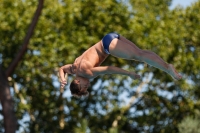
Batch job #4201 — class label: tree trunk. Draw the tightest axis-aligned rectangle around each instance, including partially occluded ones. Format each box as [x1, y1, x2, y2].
[0, 0, 44, 132]
[0, 66, 17, 133]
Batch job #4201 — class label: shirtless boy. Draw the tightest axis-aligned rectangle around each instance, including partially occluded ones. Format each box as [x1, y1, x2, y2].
[59, 33, 182, 97]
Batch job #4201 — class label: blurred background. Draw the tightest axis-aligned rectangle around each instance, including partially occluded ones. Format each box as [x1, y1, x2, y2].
[0, 0, 200, 132]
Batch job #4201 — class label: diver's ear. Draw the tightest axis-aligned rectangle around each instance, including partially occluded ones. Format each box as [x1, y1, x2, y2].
[75, 79, 80, 83]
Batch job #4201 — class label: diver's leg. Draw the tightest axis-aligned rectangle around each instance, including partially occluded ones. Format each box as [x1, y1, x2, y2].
[109, 37, 182, 80]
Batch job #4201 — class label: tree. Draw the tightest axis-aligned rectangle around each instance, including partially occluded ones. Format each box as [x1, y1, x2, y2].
[0, 0, 44, 132]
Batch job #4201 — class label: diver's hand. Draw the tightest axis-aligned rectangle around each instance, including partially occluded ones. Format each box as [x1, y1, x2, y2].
[60, 80, 67, 88]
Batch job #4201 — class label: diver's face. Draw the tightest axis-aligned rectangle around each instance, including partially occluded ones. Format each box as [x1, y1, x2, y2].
[75, 77, 90, 91]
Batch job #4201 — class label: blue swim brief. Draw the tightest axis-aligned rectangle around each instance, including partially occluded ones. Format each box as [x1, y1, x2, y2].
[102, 33, 120, 54]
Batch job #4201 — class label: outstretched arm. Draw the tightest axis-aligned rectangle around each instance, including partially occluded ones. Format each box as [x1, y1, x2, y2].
[59, 64, 73, 88]
[90, 66, 140, 79]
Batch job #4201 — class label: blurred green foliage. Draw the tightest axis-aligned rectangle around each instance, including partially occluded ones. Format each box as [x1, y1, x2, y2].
[178, 110, 200, 133]
[0, 0, 200, 132]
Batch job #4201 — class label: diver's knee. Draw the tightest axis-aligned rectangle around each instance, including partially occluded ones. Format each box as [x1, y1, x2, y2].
[132, 49, 144, 60]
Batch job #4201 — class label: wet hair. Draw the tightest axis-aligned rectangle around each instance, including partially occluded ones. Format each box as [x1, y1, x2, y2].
[69, 79, 89, 98]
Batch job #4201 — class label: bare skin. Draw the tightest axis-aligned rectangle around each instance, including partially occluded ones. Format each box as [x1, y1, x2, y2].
[59, 35, 182, 91]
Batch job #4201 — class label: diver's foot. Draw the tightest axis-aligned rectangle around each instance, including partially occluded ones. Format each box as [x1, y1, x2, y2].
[168, 64, 182, 80]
